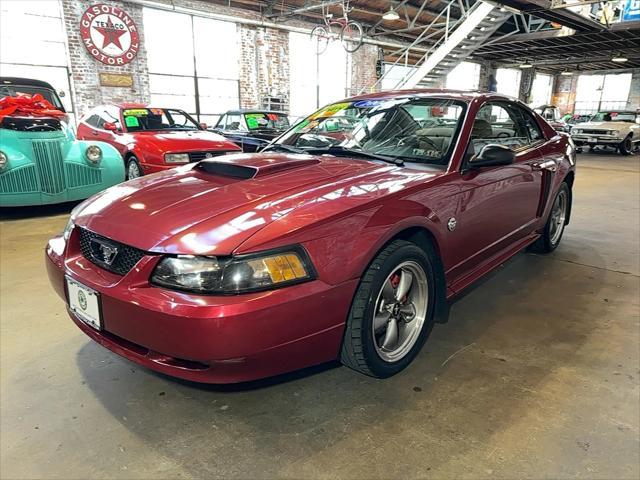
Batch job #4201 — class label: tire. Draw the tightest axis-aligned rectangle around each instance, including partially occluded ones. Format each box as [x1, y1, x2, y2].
[340, 21, 363, 53]
[618, 135, 633, 156]
[340, 239, 437, 378]
[126, 156, 143, 180]
[531, 182, 571, 253]
[310, 25, 330, 55]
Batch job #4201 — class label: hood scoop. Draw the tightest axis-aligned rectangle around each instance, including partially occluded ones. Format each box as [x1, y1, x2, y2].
[196, 156, 321, 179]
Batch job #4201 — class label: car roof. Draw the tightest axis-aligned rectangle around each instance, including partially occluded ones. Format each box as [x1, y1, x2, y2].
[223, 109, 289, 115]
[0, 77, 56, 90]
[340, 88, 517, 104]
[116, 102, 147, 109]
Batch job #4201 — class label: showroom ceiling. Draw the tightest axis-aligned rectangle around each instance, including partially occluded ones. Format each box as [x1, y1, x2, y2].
[200, 0, 640, 72]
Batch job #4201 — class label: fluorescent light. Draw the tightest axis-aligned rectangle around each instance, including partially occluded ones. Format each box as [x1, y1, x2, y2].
[612, 55, 628, 63]
[519, 62, 533, 68]
[382, 7, 399, 20]
[561, 70, 573, 76]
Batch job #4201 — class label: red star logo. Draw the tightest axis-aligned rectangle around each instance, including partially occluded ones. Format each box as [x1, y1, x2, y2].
[94, 16, 126, 50]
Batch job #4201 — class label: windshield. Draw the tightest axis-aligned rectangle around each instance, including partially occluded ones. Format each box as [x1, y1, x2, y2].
[122, 108, 200, 132]
[592, 111, 637, 122]
[0, 85, 64, 111]
[244, 112, 289, 130]
[276, 97, 466, 165]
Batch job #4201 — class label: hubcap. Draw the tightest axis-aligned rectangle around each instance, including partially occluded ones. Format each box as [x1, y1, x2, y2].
[128, 161, 141, 179]
[549, 190, 567, 245]
[372, 261, 428, 363]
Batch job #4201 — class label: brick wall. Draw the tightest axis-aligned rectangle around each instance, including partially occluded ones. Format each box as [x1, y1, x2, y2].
[347, 43, 380, 96]
[61, 0, 150, 117]
[238, 25, 290, 110]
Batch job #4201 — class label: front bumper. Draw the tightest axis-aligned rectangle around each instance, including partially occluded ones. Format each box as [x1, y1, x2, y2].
[46, 232, 356, 383]
[571, 134, 622, 146]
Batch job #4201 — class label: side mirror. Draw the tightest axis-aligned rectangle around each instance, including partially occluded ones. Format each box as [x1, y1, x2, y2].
[58, 90, 66, 98]
[469, 144, 515, 168]
[103, 122, 118, 132]
[200, 122, 208, 130]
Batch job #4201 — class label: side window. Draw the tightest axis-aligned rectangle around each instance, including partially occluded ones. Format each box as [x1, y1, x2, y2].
[513, 105, 544, 144]
[471, 103, 530, 151]
[217, 114, 227, 130]
[97, 106, 121, 130]
[85, 114, 101, 128]
[226, 114, 245, 131]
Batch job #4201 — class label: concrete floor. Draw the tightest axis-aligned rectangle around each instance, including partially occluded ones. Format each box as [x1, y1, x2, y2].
[1, 152, 639, 479]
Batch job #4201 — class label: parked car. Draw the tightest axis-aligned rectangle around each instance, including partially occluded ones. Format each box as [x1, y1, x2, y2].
[212, 109, 290, 152]
[571, 110, 639, 155]
[47, 91, 576, 383]
[77, 104, 241, 179]
[563, 113, 592, 126]
[0, 77, 124, 207]
[534, 105, 569, 132]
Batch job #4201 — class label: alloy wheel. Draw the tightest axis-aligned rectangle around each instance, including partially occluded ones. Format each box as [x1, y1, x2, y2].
[372, 260, 428, 363]
[127, 161, 141, 180]
[549, 190, 567, 245]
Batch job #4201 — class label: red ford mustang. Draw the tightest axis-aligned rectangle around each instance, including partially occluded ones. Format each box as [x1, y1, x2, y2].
[47, 91, 576, 383]
[77, 104, 241, 180]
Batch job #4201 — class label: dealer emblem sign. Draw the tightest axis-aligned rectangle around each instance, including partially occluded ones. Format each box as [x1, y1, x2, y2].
[80, 4, 140, 65]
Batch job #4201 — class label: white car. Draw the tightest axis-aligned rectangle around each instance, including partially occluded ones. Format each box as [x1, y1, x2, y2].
[571, 110, 639, 155]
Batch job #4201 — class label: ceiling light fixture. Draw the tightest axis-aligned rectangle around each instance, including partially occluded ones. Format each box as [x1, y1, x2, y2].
[519, 61, 533, 68]
[382, 6, 400, 21]
[560, 70, 573, 76]
[611, 54, 628, 63]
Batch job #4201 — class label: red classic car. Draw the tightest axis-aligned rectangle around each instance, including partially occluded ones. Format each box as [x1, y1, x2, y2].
[77, 104, 241, 180]
[47, 91, 576, 383]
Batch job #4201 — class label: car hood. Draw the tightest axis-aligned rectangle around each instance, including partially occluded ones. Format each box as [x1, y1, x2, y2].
[73, 153, 444, 255]
[574, 121, 630, 129]
[131, 130, 240, 152]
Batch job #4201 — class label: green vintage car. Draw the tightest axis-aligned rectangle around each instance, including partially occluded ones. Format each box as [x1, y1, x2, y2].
[0, 78, 125, 207]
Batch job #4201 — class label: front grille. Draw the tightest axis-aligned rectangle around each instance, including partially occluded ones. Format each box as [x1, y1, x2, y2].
[581, 129, 609, 135]
[188, 151, 231, 162]
[78, 228, 147, 276]
[0, 165, 38, 193]
[32, 140, 65, 194]
[65, 162, 102, 188]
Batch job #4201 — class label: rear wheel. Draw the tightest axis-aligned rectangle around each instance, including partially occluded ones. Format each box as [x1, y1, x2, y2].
[340, 240, 436, 378]
[619, 135, 633, 156]
[340, 21, 363, 53]
[531, 182, 570, 253]
[310, 25, 331, 55]
[126, 156, 143, 180]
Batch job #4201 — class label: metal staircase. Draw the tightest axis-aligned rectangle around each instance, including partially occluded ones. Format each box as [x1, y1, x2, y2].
[366, 1, 513, 93]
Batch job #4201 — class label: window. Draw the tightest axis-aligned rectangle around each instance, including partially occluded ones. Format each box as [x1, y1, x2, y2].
[446, 62, 481, 91]
[289, 32, 349, 118]
[530, 73, 553, 107]
[121, 108, 200, 132]
[225, 114, 244, 131]
[472, 102, 537, 151]
[381, 64, 417, 90]
[496, 68, 521, 98]
[143, 7, 240, 121]
[574, 73, 633, 114]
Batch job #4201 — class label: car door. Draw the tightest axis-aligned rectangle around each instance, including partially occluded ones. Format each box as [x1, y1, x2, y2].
[447, 101, 547, 282]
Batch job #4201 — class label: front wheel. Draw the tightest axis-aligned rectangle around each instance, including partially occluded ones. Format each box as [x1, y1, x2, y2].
[531, 182, 570, 253]
[310, 25, 331, 55]
[619, 135, 633, 156]
[340, 240, 436, 378]
[126, 156, 143, 180]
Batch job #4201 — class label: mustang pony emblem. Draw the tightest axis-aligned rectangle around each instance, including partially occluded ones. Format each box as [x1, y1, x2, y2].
[90, 238, 119, 265]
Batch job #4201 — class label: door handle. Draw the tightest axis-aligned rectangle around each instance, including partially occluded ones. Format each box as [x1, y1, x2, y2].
[531, 160, 557, 172]
[91, 131, 99, 136]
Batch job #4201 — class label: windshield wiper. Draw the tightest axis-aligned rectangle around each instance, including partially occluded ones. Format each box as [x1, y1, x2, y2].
[305, 146, 404, 166]
[261, 143, 307, 154]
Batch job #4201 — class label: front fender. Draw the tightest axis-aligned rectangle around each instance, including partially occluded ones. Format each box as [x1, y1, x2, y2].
[68, 140, 125, 185]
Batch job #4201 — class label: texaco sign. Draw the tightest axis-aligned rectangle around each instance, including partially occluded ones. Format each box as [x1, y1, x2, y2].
[80, 4, 140, 65]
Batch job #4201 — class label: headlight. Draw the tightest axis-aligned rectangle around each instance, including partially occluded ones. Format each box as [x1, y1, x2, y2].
[165, 153, 190, 164]
[86, 145, 102, 164]
[150, 247, 316, 294]
[608, 130, 619, 136]
[0, 151, 7, 170]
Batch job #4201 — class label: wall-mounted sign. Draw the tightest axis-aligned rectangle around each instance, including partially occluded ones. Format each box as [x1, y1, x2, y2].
[99, 72, 134, 87]
[80, 4, 140, 66]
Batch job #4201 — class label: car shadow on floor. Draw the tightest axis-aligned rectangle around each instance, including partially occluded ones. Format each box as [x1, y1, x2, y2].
[73, 240, 616, 478]
[0, 201, 80, 221]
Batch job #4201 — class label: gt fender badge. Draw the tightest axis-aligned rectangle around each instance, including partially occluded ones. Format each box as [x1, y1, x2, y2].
[447, 217, 457, 231]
